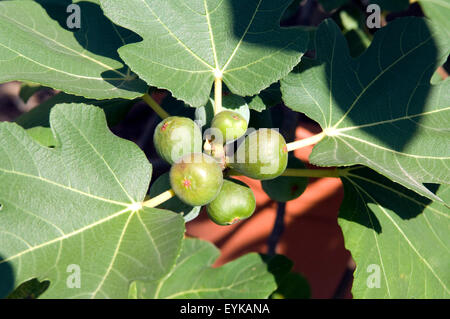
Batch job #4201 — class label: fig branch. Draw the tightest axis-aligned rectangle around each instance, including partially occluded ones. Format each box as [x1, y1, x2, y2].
[282, 168, 339, 178]
[142, 92, 170, 119]
[227, 167, 341, 178]
[142, 189, 175, 208]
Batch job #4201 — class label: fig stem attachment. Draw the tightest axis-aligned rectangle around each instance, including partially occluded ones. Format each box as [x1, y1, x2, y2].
[214, 76, 222, 115]
[286, 132, 326, 152]
[142, 93, 170, 119]
[142, 189, 176, 208]
[282, 168, 340, 178]
[226, 168, 340, 178]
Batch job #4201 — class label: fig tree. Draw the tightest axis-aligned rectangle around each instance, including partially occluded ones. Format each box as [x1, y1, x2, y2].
[229, 128, 288, 180]
[206, 179, 256, 225]
[170, 153, 223, 206]
[210, 110, 248, 143]
[153, 116, 202, 164]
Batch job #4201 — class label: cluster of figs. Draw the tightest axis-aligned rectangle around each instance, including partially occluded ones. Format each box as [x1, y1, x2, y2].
[153, 110, 288, 225]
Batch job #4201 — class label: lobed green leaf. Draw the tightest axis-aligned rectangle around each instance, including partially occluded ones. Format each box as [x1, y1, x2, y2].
[282, 18, 450, 201]
[100, 0, 309, 107]
[0, 0, 147, 99]
[130, 238, 282, 299]
[0, 104, 185, 298]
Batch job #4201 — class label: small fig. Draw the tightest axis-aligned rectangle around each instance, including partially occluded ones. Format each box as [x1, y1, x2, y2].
[149, 172, 201, 222]
[153, 116, 202, 164]
[170, 153, 223, 206]
[206, 179, 256, 225]
[210, 110, 247, 143]
[229, 129, 288, 180]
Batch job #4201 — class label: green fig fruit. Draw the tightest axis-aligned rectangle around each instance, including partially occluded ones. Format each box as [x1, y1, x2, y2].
[210, 110, 248, 143]
[229, 128, 288, 180]
[149, 172, 201, 222]
[153, 116, 202, 164]
[206, 179, 256, 225]
[170, 153, 223, 206]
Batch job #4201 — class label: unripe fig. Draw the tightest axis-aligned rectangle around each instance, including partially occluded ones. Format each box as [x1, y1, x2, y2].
[170, 153, 223, 206]
[153, 116, 202, 164]
[229, 129, 288, 180]
[206, 179, 256, 225]
[210, 110, 247, 143]
[149, 172, 201, 222]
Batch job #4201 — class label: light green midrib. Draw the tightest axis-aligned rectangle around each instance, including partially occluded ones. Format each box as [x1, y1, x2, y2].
[346, 172, 449, 218]
[137, 0, 298, 77]
[345, 177, 392, 296]
[0, 42, 124, 81]
[140, 0, 214, 70]
[90, 211, 136, 299]
[153, 245, 214, 298]
[333, 107, 450, 134]
[0, 206, 133, 266]
[334, 136, 438, 199]
[136, 212, 164, 271]
[163, 272, 268, 299]
[332, 36, 434, 129]
[0, 167, 129, 207]
[204, 0, 219, 70]
[220, 0, 263, 73]
[0, 4, 128, 78]
[336, 133, 449, 159]
[58, 111, 136, 203]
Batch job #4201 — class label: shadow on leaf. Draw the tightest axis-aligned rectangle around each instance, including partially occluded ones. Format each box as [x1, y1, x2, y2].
[0, 255, 14, 299]
[34, 0, 146, 94]
[339, 167, 439, 233]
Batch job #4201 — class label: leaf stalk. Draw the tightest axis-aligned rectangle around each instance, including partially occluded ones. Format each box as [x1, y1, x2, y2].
[286, 132, 326, 152]
[227, 167, 340, 178]
[142, 93, 170, 119]
[214, 76, 222, 115]
[282, 168, 340, 178]
[142, 189, 175, 208]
